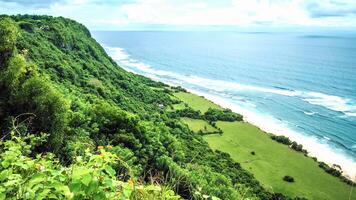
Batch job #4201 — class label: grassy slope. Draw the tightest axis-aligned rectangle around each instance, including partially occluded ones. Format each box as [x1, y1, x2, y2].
[174, 92, 221, 112]
[181, 117, 218, 133]
[205, 122, 353, 200]
[176, 92, 355, 200]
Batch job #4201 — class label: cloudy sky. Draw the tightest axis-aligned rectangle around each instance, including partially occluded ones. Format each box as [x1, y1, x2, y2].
[1, 0, 356, 30]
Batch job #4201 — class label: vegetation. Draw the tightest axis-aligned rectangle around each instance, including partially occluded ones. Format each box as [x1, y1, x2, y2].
[0, 130, 179, 199]
[0, 15, 295, 199]
[318, 162, 354, 185]
[181, 118, 222, 135]
[204, 108, 243, 122]
[173, 92, 221, 113]
[283, 176, 295, 183]
[271, 135, 292, 145]
[271, 135, 353, 185]
[168, 107, 201, 119]
[174, 92, 355, 200]
[271, 136, 308, 154]
[290, 142, 308, 155]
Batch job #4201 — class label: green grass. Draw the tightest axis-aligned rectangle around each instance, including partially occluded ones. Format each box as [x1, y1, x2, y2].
[174, 92, 221, 113]
[181, 117, 219, 133]
[175, 91, 355, 200]
[204, 122, 355, 200]
[166, 103, 187, 111]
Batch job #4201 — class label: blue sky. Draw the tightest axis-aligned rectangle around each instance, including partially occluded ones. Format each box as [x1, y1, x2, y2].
[1, 0, 356, 30]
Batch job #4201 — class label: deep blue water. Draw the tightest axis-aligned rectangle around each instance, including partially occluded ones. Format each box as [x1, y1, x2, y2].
[92, 31, 356, 167]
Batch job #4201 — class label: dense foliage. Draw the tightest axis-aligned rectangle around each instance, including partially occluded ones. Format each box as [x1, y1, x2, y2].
[204, 108, 243, 122]
[169, 108, 201, 119]
[0, 130, 179, 199]
[0, 15, 306, 199]
[270, 135, 292, 145]
[270, 136, 307, 154]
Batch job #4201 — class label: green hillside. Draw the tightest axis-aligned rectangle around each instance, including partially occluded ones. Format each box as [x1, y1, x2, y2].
[0, 15, 302, 199]
[175, 92, 355, 200]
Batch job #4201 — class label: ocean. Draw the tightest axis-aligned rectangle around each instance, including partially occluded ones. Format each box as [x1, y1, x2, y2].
[92, 31, 356, 178]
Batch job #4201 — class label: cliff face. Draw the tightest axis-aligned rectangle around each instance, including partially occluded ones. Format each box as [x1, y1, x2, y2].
[0, 15, 289, 199]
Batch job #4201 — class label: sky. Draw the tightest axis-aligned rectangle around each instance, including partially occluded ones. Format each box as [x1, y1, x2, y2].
[0, 0, 356, 31]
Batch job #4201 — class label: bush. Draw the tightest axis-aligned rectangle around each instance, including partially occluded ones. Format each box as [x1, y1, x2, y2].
[172, 107, 201, 119]
[0, 17, 18, 54]
[0, 131, 180, 199]
[291, 142, 308, 154]
[204, 108, 242, 122]
[283, 175, 295, 183]
[318, 162, 342, 177]
[271, 135, 292, 145]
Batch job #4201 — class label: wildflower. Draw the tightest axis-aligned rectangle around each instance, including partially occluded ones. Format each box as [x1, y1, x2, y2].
[106, 145, 113, 150]
[98, 146, 104, 150]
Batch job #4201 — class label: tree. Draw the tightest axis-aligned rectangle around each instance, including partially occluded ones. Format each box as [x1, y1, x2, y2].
[17, 76, 70, 154]
[0, 17, 18, 66]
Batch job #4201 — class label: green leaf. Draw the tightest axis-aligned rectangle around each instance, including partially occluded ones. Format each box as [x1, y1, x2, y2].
[28, 173, 45, 188]
[72, 167, 90, 181]
[0, 192, 5, 200]
[54, 183, 72, 199]
[103, 178, 113, 188]
[0, 169, 12, 181]
[1, 161, 10, 168]
[104, 166, 115, 177]
[36, 188, 50, 200]
[87, 178, 99, 193]
[145, 185, 161, 191]
[123, 188, 132, 198]
[93, 191, 106, 200]
[69, 181, 82, 193]
[81, 174, 92, 186]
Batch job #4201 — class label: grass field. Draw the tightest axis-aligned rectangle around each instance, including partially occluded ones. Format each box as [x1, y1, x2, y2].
[174, 92, 221, 113]
[181, 117, 219, 134]
[174, 91, 355, 200]
[205, 122, 354, 199]
[166, 102, 186, 111]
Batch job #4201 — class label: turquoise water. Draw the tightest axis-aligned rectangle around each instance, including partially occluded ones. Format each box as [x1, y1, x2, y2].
[93, 31, 356, 168]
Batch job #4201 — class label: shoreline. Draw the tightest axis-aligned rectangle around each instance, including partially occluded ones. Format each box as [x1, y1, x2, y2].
[103, 45, 356, 181]
[183, 88, 356, 181]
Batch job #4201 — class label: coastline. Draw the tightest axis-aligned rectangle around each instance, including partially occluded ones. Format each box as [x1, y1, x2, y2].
[183, 88, 356, 181]
[101, 44, 356, 182]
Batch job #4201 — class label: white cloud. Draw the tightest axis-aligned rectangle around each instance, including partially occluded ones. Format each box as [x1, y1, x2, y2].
[117, 0, 356, 27]
[1, 0, 356, 29]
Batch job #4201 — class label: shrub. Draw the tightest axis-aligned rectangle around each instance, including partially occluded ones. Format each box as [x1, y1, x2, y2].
[173, 107, 201, 119]
[291, 142, 308, 154]
[0, 131, 180, 199]
[204, 108, 242, 122]
[0, 17, 18, 54]
[318, 162, 342, 177]
[283, 175, 295, 183]
[270, 135, 292, 145]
